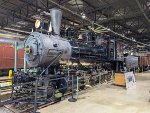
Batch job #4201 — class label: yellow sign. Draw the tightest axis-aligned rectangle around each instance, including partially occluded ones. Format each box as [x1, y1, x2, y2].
[7, 70, 13, 85]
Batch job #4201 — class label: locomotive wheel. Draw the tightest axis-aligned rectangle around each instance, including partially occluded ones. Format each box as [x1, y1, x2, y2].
[57, 78, 68, 94]
[47, 86, 55, 99]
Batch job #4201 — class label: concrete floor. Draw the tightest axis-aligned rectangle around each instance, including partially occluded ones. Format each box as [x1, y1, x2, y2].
[38, 72, 150, 113]
[0, 72, 150, 113]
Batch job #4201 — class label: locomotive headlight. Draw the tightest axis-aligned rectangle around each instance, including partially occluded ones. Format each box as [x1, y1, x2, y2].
[35, 19, 41, 28]
[25, 45, 31, 54]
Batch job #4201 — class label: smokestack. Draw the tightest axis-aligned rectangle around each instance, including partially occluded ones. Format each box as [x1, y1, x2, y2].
[50, 8, 62, 35]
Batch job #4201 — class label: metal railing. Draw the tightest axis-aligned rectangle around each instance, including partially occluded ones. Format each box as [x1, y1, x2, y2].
[0, 71, 114, 112]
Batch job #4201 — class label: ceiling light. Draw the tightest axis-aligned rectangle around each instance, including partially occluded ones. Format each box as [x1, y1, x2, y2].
[81, 13, 86, 19]
[131, 52, 133, 55]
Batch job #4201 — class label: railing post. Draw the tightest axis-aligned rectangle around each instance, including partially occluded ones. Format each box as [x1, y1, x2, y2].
[99, 73, 101, 85]
[0, 84, 1, 107]
[34, 79, 38, 113]
[76, 76, 79, 99]
[14, 42, 18, 72]
[68, 74, 77, 102]
[24, 52, 27, 73]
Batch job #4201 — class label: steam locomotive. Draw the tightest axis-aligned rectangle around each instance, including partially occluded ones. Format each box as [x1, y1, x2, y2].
[11, 8, 117, 106]
[24, 8, 116, 68]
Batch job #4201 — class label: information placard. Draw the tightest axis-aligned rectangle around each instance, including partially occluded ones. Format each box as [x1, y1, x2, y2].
[124, 72, 136, 89]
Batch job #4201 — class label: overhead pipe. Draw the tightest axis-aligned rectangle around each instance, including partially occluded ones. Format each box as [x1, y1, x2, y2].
[0, 32, 25, 39]
[4, 27, 30, 35]
[0, 38, 22, 45]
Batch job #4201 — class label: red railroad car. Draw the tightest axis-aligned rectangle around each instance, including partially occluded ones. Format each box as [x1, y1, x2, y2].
[139, 56, 150, 67]
[0, 43, 24, 70]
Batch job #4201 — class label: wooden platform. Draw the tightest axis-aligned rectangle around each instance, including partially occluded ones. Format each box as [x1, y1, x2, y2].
[0, 76, 12, 105]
